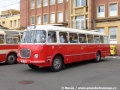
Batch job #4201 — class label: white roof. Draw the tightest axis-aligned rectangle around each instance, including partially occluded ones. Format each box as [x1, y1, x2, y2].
[0, 30, 23, 35]
[26, 25, 107, 36]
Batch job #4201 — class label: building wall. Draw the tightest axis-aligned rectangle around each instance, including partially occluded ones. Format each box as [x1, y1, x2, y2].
[92, 0, 120, 44]
[0, 15, 20, 29]
[0, 9, 20, 29]
[70, 0, 89, 29]
[20, 0, 69, 28]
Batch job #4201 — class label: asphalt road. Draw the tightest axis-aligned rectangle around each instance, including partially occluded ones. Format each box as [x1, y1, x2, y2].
[0, 56, 120, 90]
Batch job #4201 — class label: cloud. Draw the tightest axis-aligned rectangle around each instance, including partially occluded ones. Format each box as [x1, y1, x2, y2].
[0, 0, 20, 15]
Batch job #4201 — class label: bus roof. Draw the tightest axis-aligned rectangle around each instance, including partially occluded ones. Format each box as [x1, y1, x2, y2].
[0, 30, 23, 35]
[25, 25, 107, 36]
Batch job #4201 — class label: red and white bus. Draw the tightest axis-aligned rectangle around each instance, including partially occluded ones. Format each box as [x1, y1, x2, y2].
[0, 30, 23, 64]
[17, 25, 110, 71]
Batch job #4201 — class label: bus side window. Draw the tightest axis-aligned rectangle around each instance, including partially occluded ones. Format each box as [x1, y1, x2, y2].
[104, 36, 108, 44]
[0, 35, 4, 44]
[69, 33, 78, 43]
[79, 34, 87, 43]
[59, 32, 68, 43]
[94, 35, 100, 43]
[100, 36, 104, 43]
[87, 35, 94, 43]
[48, 31, 57, 43]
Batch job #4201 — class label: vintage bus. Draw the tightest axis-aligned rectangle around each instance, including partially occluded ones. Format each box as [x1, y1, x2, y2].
[17, 25, 110, 72]
[0, 30, 23, 64]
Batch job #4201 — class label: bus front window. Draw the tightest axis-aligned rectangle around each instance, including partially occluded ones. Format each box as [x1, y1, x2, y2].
[22, 30, 46, 43]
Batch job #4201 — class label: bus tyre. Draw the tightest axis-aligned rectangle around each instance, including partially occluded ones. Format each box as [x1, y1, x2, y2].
[50, 56, 63, 72]
[6, 53, 17, 65]
[28, 64, 39, 70]
[95, 52, 101, 62]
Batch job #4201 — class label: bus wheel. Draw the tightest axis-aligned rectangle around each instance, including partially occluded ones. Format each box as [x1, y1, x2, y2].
[95, 52, 101, 62]
[50, 56, 63, 72]
[28, 64, 39, 70]
[6, 53, 17, 65]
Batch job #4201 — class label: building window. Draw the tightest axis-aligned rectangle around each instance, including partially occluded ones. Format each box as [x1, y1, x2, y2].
[31, 16, 35, 25]
[98, 5, 105, 17]
[86, 15, 88, 29]
[76, 16, 84, 29]
[31, 0, 35, 9]
[37, 16, 41, 24]
[72, 0, 74, 8]
[50, 13, 55, 23]
[2, 21, 5, 25]
[109, 27, 117, 44]
[37, 0, 41, 8]
[58, 0, 63, 3]
[58, 12, 63, 22]
[86, 0, 88, 6]
[71, 17, 74, 28]
[10, 21, 12, 27]
[44, 14, 48, 23]
[14, 20, 17, 26]
[76, 0, 84, 7]
[50, 0, 55, 5]
[109, 3, 117, 16]
[98, 28, 104, 33]
[43, 0, 48, 6]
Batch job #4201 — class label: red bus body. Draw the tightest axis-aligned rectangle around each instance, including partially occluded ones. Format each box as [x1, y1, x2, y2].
[0, 44, 18, 62]
[18, 44, 110, 67]
[17, 25, 110, 71]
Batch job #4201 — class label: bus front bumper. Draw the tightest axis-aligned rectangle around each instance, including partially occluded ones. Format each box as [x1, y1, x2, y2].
[18, 59, 46, 64]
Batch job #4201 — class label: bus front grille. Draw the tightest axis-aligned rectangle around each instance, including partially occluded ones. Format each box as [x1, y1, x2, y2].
[20, 49, 31, 58]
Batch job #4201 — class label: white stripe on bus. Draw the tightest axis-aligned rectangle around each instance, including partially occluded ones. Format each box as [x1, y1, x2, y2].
[0, 49, 18, 54]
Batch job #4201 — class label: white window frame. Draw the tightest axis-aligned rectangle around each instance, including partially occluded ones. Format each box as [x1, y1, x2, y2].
[50, 0, 55, 5]
[37, 15, 41, 24]
[97, 5, 105, 18]
[98, 28, 104, 33]
[109, 3, 118, 16]
[37, 0, 41, 8]
[31, 16, 35, 25]
[43, 0, 48, 6]
[14, 20, 17, 27]
[58, 0, 63, 3]
[43, 14, 48, 24]
[50, 13, 55, 23]
[76, 0, 84, 7]
[31, 0, 35, 9]
[76, 16, 84, 29]
[58, 12, 63, 22]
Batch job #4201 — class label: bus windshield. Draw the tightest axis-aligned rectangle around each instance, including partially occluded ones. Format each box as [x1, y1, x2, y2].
[21, 30, 46, 43]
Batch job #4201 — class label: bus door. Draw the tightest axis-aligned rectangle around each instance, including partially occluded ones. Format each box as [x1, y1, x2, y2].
[87, 34, 95, 60]
[79, 34, 88, 60]
[58, 32, 71, 63]
[69, 33, 80, 62]
[0, 34, 5, 61]
[47, 31, 59, 61]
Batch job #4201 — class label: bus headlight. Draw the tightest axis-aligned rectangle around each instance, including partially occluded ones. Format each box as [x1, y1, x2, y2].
[34, 54, 39, 58]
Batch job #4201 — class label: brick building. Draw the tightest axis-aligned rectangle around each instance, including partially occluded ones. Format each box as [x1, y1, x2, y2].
[20, 0, 69, 28]
[20, 0, 120, 46]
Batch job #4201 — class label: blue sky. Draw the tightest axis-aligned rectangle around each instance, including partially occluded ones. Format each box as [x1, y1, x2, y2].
[0, 0, 20, 15]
